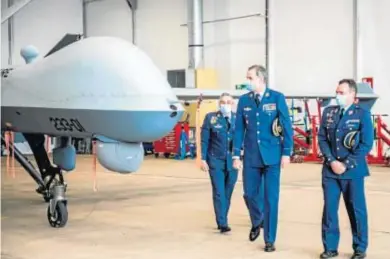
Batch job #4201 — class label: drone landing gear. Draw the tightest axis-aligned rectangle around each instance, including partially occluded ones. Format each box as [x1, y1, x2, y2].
[46, 180, 68, 228]
[38, 167, 68, 228]
[2, 133, 69, 228]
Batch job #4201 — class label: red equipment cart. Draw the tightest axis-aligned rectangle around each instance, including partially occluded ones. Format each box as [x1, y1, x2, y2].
[367, 114, 390, 166]
[153, 122, 190, 158]
[291, 115, 323, 163]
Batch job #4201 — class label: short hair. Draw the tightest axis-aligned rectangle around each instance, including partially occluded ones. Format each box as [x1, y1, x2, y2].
[338, 79, 357, 94]
[248, 64, 268, 82]
[220, 92, 232, 99]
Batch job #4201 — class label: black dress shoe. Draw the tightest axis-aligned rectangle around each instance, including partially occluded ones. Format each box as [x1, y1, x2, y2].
[249, 225, 261, 241]
[320, 251, 339, 258]
[264, 243, 275, 252]
[351, 251, 366, 259]
[220, 226, 231, 233]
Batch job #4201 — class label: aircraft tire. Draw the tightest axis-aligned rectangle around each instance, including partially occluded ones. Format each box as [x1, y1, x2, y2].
[47, 201, 68, 228]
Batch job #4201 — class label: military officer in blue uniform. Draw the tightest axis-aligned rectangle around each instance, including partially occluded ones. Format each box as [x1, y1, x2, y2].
[318, 79, 374, 259]
[233, 65, 293, 252]
[201, 92, 238, 233]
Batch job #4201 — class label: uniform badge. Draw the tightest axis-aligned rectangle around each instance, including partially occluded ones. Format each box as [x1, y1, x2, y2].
[244, 107, 252, 111]
[346, 119, 359, 124]
[348, 110, 353, 115]
[210, 116, 217, 124]
[214, 124, 222, 129]
[263, 103, 276, 111]
[265, 93, 269, 97]
[344, 131, 359, 150]
[249, 93, 253, 98]
[272, 117, 282, 136]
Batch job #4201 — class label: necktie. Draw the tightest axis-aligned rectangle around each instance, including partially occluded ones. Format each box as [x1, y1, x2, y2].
[340, 108, 344, 119]
[255, 94, 261, 107]
[225, 116, 230, 130]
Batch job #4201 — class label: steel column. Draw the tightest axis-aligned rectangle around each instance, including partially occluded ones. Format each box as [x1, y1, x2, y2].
[82, 0, 88, 37]
[265, 0, 269, 84]
[352, 0, 361, 81]
[7, 0, 14, 66]
[187, 0, 204, 69]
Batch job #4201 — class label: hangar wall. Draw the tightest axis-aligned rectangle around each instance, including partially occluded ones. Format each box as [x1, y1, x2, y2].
[1, 0, 82, 67]
[133, 0, 389, 120]
[269, 0, 354, 94]
[135, 0, 266, 89]
[358, 0, 390, 120]
[134, 0, 354, 93]
[84, 0, 133, 43]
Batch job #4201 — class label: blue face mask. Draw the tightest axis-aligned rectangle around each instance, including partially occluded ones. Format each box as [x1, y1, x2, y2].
[220, 104, 232, 116]
[336, 94, 347, 108]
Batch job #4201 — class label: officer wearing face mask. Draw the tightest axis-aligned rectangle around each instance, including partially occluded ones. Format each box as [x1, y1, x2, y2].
[318, 79, 374, 259]
[233, 65, 293, 252]
[200, 93, 238, 233]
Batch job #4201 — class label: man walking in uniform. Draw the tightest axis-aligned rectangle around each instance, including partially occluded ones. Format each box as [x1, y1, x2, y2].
[201, 93, 238, 233]
[233, 65, 293, 252]
[318, 79, 374, 259]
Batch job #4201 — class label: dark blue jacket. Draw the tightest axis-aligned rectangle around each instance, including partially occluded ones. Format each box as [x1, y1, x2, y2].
[201, 111, 236, 170]
[318, 104, 374, 179]
[233, 88, 294, 167]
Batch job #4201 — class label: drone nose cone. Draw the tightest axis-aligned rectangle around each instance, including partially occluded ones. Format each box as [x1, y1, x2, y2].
[20, 45, 39, 64]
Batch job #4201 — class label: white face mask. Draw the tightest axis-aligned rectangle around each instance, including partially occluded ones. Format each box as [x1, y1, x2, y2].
[336, 94, 348, 108]
[220, 104, 232, 116]
[246, 81, 255, 91]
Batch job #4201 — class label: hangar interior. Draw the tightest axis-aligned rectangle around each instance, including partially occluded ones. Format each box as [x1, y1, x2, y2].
[1, 0, 390, 259]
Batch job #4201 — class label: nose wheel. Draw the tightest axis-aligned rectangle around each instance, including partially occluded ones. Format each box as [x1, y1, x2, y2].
[42, 171, 69, 228]
[47, 201, 68, 228]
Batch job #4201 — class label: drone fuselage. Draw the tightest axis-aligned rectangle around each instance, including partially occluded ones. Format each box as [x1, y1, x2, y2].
[1, 36, 184, 143]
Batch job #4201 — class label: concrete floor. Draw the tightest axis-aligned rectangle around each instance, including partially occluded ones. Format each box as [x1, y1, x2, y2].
[1, 155, 390, 259]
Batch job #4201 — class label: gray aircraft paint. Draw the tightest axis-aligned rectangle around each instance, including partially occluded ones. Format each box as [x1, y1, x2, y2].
[2, 107, 181, 142]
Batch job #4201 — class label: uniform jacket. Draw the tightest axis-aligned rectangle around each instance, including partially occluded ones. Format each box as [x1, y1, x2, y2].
[201, 111, 236, 170]
[233, 88, 294, 167]
[318, 104, 374, 179]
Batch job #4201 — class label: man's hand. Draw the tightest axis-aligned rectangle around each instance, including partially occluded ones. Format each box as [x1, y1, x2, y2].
[330, 161, 346, 175]
[201, 160, 209, 172]
[233, 159, 242, 170]
[281, 155, 290, 168]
